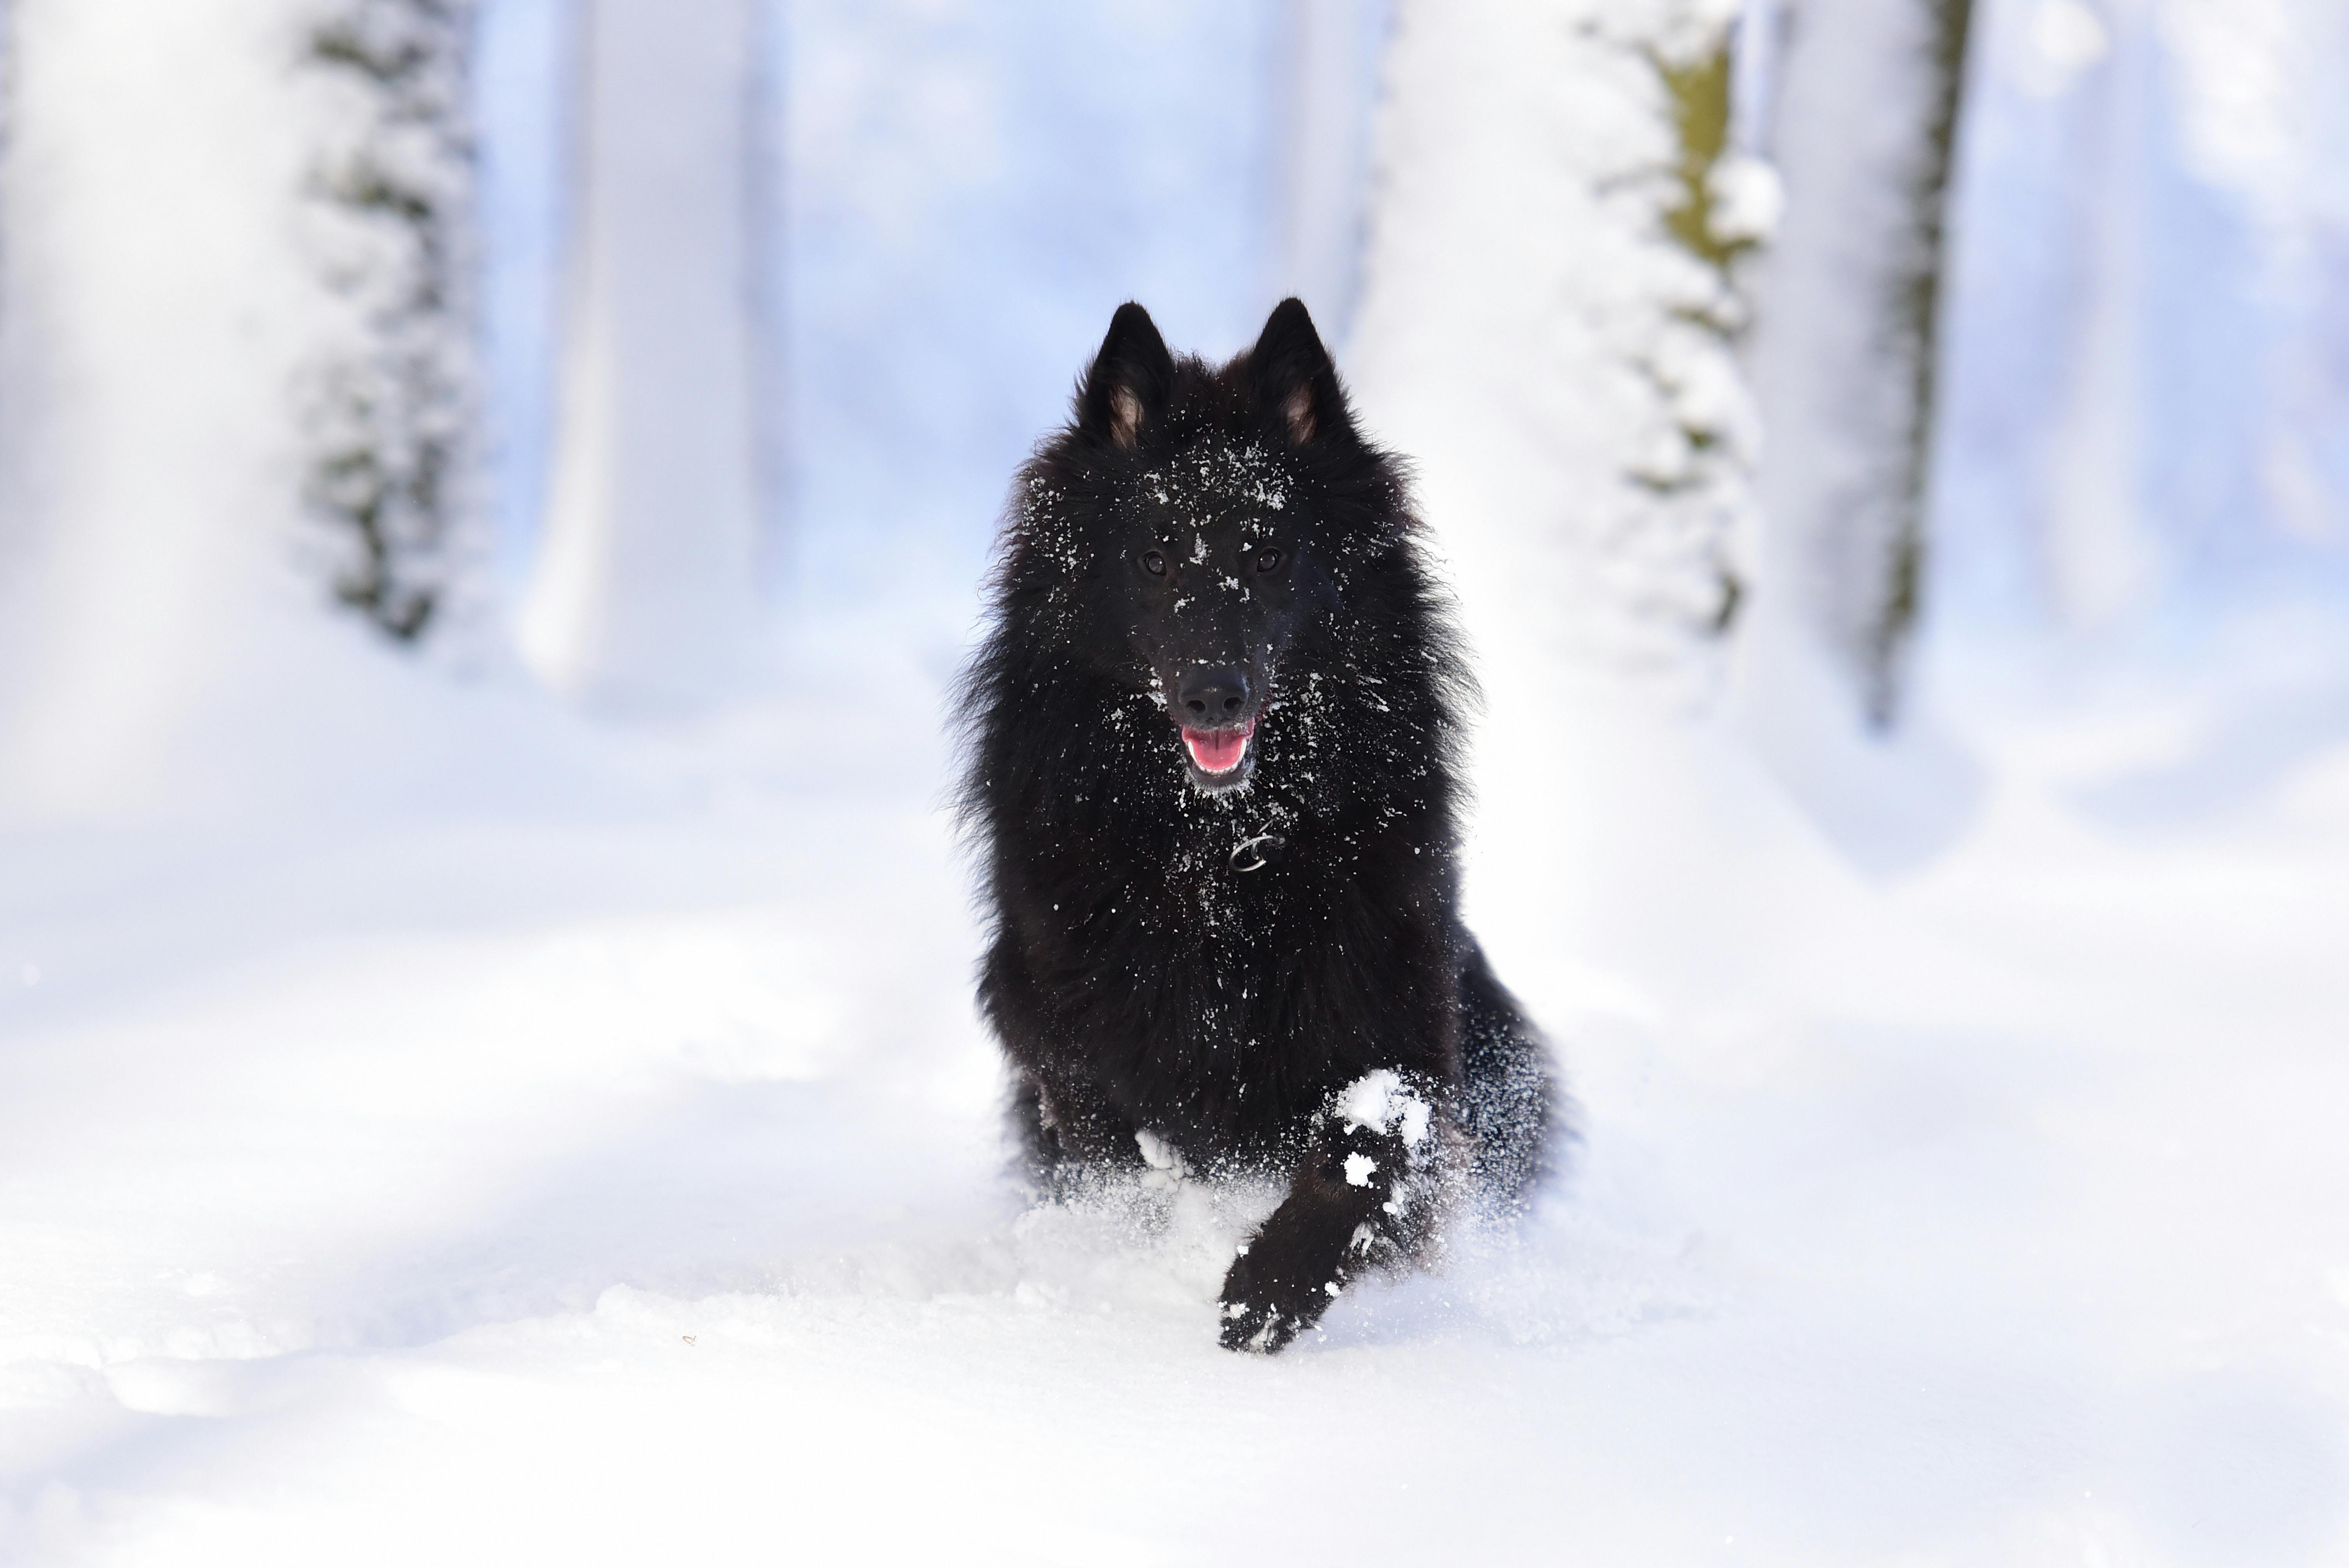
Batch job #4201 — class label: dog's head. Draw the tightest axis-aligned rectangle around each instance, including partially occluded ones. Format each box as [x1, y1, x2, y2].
[1049, 298, 1384, 795]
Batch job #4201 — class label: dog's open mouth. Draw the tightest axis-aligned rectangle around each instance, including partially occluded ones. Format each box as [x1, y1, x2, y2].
[1180, 720, 1255, 778]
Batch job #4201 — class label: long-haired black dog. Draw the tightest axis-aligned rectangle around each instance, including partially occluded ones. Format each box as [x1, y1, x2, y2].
[958, 298, 1554, 1353]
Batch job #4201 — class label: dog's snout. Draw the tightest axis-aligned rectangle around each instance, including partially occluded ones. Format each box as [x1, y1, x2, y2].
[1176, 667, 1251, 725]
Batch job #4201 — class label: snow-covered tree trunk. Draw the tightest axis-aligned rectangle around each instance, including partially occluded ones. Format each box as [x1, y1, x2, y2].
[0, 2, 12, 328]
[0, 0, 504, 823]
[0, 1, 334, 817]
[1349, 0, 1761, 695]
[1738, 0, 1974, 729]
[1271, 0, 1391, 352]
[296, 0, 485, 646]
[1346, 0, 1768, 960]
[517, 0, 764, 711]
[1718, 0, 1985, 873]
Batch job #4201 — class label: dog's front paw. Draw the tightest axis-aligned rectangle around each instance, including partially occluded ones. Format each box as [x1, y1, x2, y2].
[1217, 1293, 1306, 1354]
[1217, 1242, 1336, 1354]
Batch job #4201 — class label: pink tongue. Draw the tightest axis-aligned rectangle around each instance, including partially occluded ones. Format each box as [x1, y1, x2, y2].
[1182, 724, 1251, 774]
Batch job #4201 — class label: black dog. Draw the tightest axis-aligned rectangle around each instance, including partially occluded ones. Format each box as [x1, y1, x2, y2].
[958, 298, 1555, 1353]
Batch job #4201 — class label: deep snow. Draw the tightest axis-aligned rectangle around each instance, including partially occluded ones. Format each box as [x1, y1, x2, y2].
[5, 0, 2349, 1561]
[4, 620, 2348, 1565]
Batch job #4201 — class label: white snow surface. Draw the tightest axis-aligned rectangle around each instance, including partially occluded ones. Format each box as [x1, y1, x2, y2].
[4, 613, 2349, 1565]
[4, 2, 2348, 1560]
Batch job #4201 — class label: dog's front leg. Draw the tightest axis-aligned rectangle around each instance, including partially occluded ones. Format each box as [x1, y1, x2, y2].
[1217, 1069, 1440, 1353]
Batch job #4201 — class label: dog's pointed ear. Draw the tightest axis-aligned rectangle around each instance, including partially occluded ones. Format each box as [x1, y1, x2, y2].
[1078, 303, 1174, 450]
[1248, 298, 1351, 447]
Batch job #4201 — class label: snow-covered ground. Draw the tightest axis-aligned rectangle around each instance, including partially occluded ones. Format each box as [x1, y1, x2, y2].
[4, 616, 2346, 1566]
[5, 1, 2348, 1561]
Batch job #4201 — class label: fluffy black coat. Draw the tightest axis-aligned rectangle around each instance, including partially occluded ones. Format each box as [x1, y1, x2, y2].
[958, 298, 1555, 1353]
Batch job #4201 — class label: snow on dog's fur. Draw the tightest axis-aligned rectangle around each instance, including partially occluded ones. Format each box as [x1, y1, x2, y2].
[958, 299, 1556, 1352]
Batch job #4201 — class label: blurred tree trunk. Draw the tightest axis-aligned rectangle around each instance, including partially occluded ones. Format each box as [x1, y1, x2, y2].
[1739, 0, 1974, 730]
[1271, 0, 1392, 355]
[517, 0, 764, 711]
[0, 0, 11, 333]
[0, 0, 379, 818]
[298, 0, 486, 647]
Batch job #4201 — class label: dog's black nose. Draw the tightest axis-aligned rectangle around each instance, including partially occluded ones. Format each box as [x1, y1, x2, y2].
[1176, 667, 1251, 724]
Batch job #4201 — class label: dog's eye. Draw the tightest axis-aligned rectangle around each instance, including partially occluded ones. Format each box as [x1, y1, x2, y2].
[1255, 547, 1283, 572]
[1141, 549, 1167, 576]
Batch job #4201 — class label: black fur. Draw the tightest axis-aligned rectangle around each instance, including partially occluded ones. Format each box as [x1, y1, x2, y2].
[957, 299, 1556, 1353]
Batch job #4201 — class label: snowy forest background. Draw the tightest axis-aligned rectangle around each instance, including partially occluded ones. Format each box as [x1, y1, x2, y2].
[5, 2, 2349, 1563]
